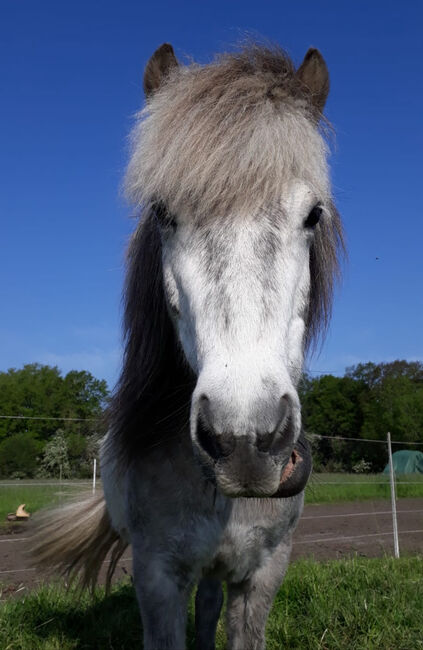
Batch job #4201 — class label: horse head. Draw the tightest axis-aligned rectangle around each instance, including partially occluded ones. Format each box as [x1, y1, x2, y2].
[114, 43, 343, 498]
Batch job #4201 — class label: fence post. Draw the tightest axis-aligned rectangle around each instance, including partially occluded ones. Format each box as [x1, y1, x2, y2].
[92, 458, 97, 495]
[387, 432, 400, 558]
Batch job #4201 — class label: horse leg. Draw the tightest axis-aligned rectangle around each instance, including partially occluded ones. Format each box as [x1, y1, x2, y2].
[131, 537, 195, 650]
[225, 539, 292, 650]
[195, 577, 224, 650]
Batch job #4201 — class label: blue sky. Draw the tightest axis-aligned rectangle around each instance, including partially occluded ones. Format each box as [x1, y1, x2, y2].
[1, 0, 422, 389]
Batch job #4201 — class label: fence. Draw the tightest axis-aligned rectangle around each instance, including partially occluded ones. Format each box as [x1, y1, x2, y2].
[0, 433, 422, 586]
[292, 431, 423, 559]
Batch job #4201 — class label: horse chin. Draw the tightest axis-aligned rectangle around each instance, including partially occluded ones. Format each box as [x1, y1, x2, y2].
[214, 471, 281, 498]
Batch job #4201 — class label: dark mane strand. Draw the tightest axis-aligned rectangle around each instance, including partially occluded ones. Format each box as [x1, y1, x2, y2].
[107, 209, 194, 468]
[306, 202, 345, 351]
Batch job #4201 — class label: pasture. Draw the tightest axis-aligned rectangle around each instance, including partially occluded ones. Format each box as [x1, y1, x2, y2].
[0, 481, 93, 531]
[306, 472, 423, 504]
[1, 556, 422, 649]
[1, 478, 422, 647]
[1, 474, 423, 528]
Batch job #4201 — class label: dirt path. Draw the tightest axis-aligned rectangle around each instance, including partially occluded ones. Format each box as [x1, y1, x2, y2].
[291, 497, 423, 561]
[1, 498, 422, 597]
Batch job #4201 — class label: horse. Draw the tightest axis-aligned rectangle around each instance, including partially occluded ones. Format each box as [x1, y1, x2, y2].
[32, 42, 344, 649]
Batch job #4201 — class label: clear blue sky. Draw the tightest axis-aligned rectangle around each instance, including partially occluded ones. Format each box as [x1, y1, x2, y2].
[1, 0, 422, 389]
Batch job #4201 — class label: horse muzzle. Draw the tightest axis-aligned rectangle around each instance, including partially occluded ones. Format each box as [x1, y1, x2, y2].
[193, 411, 311, 498]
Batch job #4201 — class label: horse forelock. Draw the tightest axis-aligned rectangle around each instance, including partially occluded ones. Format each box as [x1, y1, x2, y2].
[125, 44, 333, 221]
[124, 43, 344, 332]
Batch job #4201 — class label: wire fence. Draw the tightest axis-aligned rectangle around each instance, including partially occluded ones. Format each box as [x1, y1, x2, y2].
[293, 431, 423, 559]
[0, 432, 422, 581]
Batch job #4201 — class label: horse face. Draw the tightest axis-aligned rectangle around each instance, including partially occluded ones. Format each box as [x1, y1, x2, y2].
[158, 180, 316, 497]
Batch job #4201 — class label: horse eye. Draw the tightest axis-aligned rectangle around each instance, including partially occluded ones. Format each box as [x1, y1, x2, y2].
[152, 202, 177, 231]
[304, 205, 323, 229]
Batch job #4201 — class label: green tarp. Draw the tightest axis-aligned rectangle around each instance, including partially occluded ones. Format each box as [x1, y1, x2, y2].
[383, 450, 423, 474]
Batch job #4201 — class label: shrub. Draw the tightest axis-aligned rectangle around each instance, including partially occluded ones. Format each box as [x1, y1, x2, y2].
[0, 432, 42, 478]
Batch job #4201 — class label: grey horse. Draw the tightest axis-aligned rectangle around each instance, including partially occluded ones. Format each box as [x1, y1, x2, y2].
[33, 42, 344, 650]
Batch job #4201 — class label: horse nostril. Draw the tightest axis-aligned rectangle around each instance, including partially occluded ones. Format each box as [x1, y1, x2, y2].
[256, 431, 276, 453]
[196, 421, 236, 461]
[218, 432, 236, 457]
[196, 418, 222, 460]
[196, 397, 235, 460]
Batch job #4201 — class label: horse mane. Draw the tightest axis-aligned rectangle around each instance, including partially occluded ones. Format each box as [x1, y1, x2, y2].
[109, 43, 344, 464]
[307, 201, 344, 349]
[107, 209, 194, 465]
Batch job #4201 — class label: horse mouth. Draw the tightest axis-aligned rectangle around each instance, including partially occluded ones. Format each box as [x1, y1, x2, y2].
[270, 441, 311, 498]
[279, 449, 302, 485]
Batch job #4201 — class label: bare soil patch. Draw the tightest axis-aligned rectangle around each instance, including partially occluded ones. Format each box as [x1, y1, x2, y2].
[292, 497, 423, 561]
[1, 498, 422, 598]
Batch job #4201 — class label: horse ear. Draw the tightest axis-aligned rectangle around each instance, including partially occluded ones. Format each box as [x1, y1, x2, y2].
[143, 43, 178, 97]
[296, 48, 329, 112]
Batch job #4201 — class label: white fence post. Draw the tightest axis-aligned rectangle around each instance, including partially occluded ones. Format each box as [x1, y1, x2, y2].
[92, 458, 97, 495]
[387, 432, 400, 558]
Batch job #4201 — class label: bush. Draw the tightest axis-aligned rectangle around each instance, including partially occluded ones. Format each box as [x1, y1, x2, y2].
[352, 458, 372, 473]
[39, 430, 70, 478]
[0, 432, 42, 478]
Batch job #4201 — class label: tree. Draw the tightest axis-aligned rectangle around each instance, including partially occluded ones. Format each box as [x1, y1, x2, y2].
[301, 374, 368, 471]
[301, 361, 423, 472]
[346, 360, 423, 388]
[360, 375, 423, 445]
[302, 374, 365, 439]
[40, 429, 70, 478]
[0, 364, 108, 477]
[0, 432, 42, 478]
[0, 364, 109, 443]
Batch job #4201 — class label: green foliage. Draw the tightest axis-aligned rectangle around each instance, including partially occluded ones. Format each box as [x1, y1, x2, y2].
[352, 459, 372, 473]
[0, 364, 108, 478]
[65, 431, 100, 478]
[0, 360, 422, 477]
[0, 432, 42, 478]
[0, 364, 108, 443]
[302, 374, 365, 438]
[302, 360, 423, 472]
[39, 430, 70, 478]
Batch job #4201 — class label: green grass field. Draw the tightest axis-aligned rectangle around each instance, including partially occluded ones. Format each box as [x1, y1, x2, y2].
[0, 480, 93, 530]
[1, 473, 423, 528]
[1, 556, 422, 649]
[305, 472, 423, 504]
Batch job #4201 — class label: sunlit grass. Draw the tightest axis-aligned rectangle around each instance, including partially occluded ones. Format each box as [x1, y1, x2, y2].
[305, 473, 423, 504]
[0, 480, 94, 529]
[1, 556, 422, 649]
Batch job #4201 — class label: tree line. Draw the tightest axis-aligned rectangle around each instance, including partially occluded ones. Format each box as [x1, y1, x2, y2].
[300, 360, 423, 472]
[0, 364, 108, 478]
[0, 361, 422, 478]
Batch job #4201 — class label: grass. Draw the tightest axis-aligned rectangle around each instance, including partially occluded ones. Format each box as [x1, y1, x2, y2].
[305, 473, 423, 505]
[1, 473, 423, 530]
[1, 556, 422, 649]
[0, 480, 93, 531]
